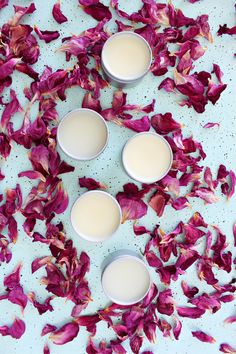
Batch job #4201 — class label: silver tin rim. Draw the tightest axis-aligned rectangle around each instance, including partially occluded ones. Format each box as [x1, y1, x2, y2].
[101, 250, 151, 305]
[57, 108, 109, 161]
[122, 131, 173, 184]
[101, 31, 152, 84]
[70, 190, 122, 243]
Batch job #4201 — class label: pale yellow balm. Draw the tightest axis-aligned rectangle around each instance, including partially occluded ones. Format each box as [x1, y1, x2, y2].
[57, 109, 108, 160]
[102, 256, 151, 305]
[102, 31, 152, 81]
[122, 132, 173, 183]
[71, 191, 121, 242]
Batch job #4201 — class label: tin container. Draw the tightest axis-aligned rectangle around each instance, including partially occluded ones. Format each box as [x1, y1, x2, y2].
[101, 31, 152, 88]
[70, 190, 122, 242]
[101, 250, 151, 305]
[122, 132, 173, 184]
[57, 108, 109, 161]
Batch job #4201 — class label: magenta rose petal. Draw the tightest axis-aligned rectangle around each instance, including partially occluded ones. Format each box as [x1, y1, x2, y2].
[41, 324, 57, 336]
[121, 116, 151, 133]
[34, 26, 60, 43]
[218, 25, 236, 36]
[79, 177, 107, 190]
[151, 113, 182, 135]
[0, 58, 21, 81]
[219, 343, 236, 353]
[0, 318, 25, 339]
[28, 292, 54, 315]
[192, 330, 215, 343]
[44, 344, 50, 354]
[181, 281, 199, 298]
[203, 122, 220, 129]
[156, 289, 174, 316]
[173, 317, 182, 340]
[177, 306, 205, 318]
[224, 316, 236, 324]
[49, 322, 79, 345]
[52, 0, 68, 24]
[79, 0, 112, 21]
[1, 90, 23, 129]
[0, 0, 8, 9]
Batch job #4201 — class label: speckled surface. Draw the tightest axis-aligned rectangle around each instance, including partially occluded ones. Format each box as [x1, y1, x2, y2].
[0, 1, 236, 353]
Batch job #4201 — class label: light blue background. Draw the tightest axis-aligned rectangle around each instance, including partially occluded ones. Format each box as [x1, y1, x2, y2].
[0, 1, 236, 353]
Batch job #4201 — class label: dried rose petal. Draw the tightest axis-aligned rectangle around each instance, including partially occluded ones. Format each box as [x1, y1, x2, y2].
[49, 322, 79, 345]
[133, 224, 150, 236]
[224, 316, 236, 324]
[156, 289, 174, 316]
[151, 113, 181, 135]
[116, 185, 148, 223]
[0, 318, 25, 339]
[173, 317, 182, 340]
[149, 189, 170, 217]
[219, 343, 236, 353]
[79, 0, 112, 21]
[82, 92, 101, 113]
[79, 177, 107, 190]
[52, 0, 68, 24]
[0, 58, 21, 81]
[34, 26, 60, 43]
[192, 330, 215, 343]
[0, 0, 8, 9]
[218, 25, 236, 36]
[203, 122, 220, 129]
[172, 197, 189, 210]
[177, 306, 205, 318]
[181, 281, 199, 298]
[1, 90, 23, 129]
[44, 344, 50, 354]
[130, 334, 143, 354]
[120, 116, 151, 133]
[41, 324, 57, 336]
[31, 256, 52, 273]
[18, 170, 46, 181]
[28, 292, 54, 315]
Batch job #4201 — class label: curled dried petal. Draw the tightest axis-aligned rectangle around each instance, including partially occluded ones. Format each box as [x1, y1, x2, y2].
[34, 26, 60, 43]
[219, 343, 236, 354]
[79, 177, 107, 190]
[224, 316, 236, 324]
[52, 0, 68, 24]
[49, 322, 79, 345]
[192, 330, 215, 343]
[177, 306, 205, 318]
[0, 318, 25, 339]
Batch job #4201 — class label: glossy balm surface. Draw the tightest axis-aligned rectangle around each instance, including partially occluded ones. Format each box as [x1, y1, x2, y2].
[71, 191, 121, 242]
[122, 132, 173, 183]
[102, 256, 151, 305]
[102, 32, 151, 81]
[57, 109, 108, 160]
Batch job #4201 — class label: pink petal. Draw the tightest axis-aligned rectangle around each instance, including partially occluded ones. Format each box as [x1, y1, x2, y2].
[0, 0, 8, 10]
[151, 112, 181, 135]
[219, 343, 236, 354]
[79, 0, 112, 21]
[4, 263, 21, 288]
[218, 25, 236, 36]
[49, 322, 79, 345]
[173, 317, 182, 340]
[0, 318, 25, 339]
[0, 58, 21, 81]
[44, 344, 50, 354]
[203, 122, 220, 129]
[192, 330, 215, 343]
[121, 116, 151, 133]
[172, 197, 189, 210]
[82, 92, 101, 112]
[41, 324, 57, 336]
[28, 292, 54, 315]
[181, 281, 199, 298]
[79, 177, 107, 190]
[177, 306, 205, 318]
[1, 90, 23, 129]
[18, 170, 46, 181]
[52, 0, 68, 24]
[156, 289, 174, 316]
[149, 190, 170, 217]
[34, 26, 60, 43]
[224, 316, 236, 324]
[31, 256, 52, 273]
[130, 334, 143, 354]
[133, 224, 150, 236]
